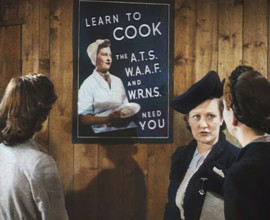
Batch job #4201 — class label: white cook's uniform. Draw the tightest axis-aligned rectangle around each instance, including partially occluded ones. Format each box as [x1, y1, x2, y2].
[78, 69, 136, 133]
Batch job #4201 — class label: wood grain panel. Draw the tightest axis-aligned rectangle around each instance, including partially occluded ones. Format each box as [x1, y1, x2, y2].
[147, 144, 171, 220]
[218, 0, 243, 78]
[33, 0, 50, 150]
[98, 145, 124, 220]
[269, 0, 270, 80]
[172, 0, 196, 151]
[49, 0, 74, 196]
[1, 0, 18, 21]
[0, 27, 6, 95]
[195, 0, 218, 79]
[218, 0, 243, 146]
[39, 0, 50, 76]
[7, 26, 21, 71]
[243, 0, 268, 74]
[6, 25, 21, 76]
[21, 0, 34, 74]
[31, 0, 39, 72]
[122, 144, 147, 220]
[2, 25, 21, 84]
[69, 144, 99, 220]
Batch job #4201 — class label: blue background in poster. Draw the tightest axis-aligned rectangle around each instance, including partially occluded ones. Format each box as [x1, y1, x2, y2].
[78, 0, 170, 138]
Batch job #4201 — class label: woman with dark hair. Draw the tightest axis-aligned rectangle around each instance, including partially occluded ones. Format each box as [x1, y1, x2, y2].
[223, 65, 270, 219]
[164, 71, 239, 220]
[0, 73, 68, 220]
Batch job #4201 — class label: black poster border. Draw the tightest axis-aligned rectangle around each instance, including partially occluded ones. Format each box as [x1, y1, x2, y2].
[72, 0, 174, 144]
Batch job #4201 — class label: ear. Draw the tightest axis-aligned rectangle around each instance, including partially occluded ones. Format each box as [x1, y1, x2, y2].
[219, 116, 224, 126]
[232, 115, 238, 126]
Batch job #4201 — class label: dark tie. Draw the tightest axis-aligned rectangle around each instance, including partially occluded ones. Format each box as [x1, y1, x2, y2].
[104, 73, 111, 88]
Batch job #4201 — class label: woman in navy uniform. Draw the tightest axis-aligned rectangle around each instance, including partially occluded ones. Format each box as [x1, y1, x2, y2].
[164, 71, 240, 220]
[223, 65, 270, 219]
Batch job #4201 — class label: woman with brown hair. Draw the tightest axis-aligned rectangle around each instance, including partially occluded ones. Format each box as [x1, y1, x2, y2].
[0, 73, 68, 220]
[223, 65, 270, 219]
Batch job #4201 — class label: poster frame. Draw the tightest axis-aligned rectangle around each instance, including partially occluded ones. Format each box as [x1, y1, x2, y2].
[72, 0, 174, 144]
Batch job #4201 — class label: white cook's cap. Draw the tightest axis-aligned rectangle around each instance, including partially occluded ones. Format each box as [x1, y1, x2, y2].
[87, 39, 106, 66]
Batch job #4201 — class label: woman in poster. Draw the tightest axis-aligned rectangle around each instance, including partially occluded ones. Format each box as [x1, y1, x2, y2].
[164, 71, 240, 220]
[78, 39, 138, 135]
[0, 73, 68, 220]
[223, 65, 270, 219]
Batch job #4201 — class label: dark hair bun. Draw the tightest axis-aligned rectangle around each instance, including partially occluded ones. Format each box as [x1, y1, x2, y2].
[229, 67, 270, 133]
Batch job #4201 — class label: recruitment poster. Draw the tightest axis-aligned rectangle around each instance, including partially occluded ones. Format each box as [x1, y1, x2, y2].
[73, 0, 174, 143]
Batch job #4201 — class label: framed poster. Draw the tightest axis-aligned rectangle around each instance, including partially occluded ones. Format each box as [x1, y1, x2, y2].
[72, 0, 174, 143]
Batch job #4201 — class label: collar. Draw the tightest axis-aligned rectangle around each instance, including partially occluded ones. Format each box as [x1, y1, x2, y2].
[195, 148, 211, 159]
[0, 138, 38, 149]
[252, 135, 270, 143]
[95, 69, 110, 78]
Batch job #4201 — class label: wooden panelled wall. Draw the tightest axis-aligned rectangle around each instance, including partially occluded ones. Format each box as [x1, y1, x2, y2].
[0, 0, 269, 219]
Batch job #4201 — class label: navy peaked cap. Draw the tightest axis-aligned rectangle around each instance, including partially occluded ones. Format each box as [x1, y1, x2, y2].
[170, 71, 224, 114]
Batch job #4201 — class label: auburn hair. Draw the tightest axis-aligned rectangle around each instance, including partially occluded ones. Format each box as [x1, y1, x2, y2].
[0, 73, 57, 146]
[225, 65, 270, 134]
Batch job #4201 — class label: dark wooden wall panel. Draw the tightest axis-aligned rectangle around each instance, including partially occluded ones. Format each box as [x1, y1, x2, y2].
[0, 26, 21, 85]
[218, 0, 243, 146]
[195, 0, 218, 79]
[173, 0, 195, 151]
[218, 0, 243, 78]
[244, 0, 268, 74]
[122, 144, 147, 220]
[0, 0, 270, 219]
[21, 0, 36, 74]
[39, 0, 50, 76]
[69, 144, 98, 219]
[98, 145, 124, 220]
[147, 144, 171, 219]
[49, 0, 74, 196]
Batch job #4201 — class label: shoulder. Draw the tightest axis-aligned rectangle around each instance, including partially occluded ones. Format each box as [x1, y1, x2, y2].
[110, 73, 123, 82]
[1, 140, 56, 173]
[170, 140, 196, 171]
[20, 140, 55, 166]
[229, 142, 270, 181]
[224, 140, 240, 155]
[206, 134, 240, 168]
[219, 133, 240, 156]
[238, 142, 270, 165]
[30, 153, 59, 180]
[227, 157, 262, 190]
[22, 146, 55, 171]
[80, 73, 95, 87]
[172, 141, 195, 160]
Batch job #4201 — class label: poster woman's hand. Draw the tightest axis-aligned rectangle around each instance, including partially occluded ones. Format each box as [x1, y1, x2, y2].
[107, 111, 122, 127]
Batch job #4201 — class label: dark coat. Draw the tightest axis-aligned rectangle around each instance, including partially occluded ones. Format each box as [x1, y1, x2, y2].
[224, 139, 270, 220]
[164, 133, 240, 220]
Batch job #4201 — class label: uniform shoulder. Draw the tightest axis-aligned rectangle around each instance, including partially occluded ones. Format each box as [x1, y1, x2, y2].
[80, 73, 95, 86]
[225, 141, 240, 154]
[172, 141, 195, 161]
[110, 73, 122, 81]
[16, 140, 53, 166]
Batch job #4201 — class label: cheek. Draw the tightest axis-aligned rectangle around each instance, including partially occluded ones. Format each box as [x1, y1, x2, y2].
[213, 122, 221, 130]
[223, 109, 231, 123]
[96, 59, 102, 67]
[189, 122, 199, 136]
[210, 119, 222, 131]
[98, 59, 104, 65]
[188, 121, 196, 130]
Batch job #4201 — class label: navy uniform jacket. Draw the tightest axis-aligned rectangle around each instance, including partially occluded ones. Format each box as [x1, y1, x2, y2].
[224, 137, 270, 220]
[164, 132, 240, 220]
